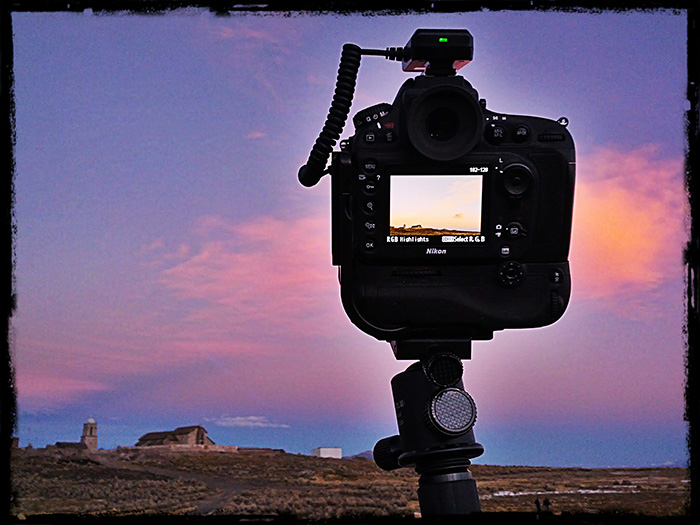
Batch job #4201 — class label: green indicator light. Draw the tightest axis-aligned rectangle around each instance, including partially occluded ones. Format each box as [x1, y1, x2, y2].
[438, 37, 448, 43]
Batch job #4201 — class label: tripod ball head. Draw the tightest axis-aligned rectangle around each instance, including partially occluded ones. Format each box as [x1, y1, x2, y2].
[373, 351, 484, 515]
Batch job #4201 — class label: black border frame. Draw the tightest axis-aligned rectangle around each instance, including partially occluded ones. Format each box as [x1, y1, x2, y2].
[1, 1, 696, 522]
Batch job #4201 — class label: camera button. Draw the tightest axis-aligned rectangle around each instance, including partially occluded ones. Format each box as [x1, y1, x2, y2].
[362, 180, 377, 195]
[363, 238, 376, 252]
[363, 159, 378, 173]
[506, 222, 526, 239]
[549, 268, 564, 284]
[502, 164, 533, 197]
[514, 125, 530, 143]
[498, 261, 524, 288]
[364, 132, 376, 143]
[364, 220, 377, 233]
[500, 245, 511, 257]
[486, 124, 506, 144]
[363, 200, 376, 214]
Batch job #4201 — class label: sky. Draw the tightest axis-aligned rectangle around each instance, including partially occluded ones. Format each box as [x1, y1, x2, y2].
[9, 7, 690, 468]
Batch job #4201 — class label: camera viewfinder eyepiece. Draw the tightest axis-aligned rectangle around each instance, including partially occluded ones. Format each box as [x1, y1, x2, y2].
[406, 84, 484, 160]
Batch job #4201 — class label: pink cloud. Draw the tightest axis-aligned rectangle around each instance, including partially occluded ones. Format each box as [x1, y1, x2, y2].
[19, 146, 686, 414]
[244, 130, 266, 140]
[14, 213, 350, 410]
[212, 26, 281, 45]
[17, 372, 108, 412]
[569, 145, 686, 317]
[143, 238, 164, 252]
[155, 214, 345, 341]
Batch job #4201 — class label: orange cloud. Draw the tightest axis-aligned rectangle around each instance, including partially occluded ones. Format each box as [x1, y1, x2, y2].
[569, 145, 686, 316]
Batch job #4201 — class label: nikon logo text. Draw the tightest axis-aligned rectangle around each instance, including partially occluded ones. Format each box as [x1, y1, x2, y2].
[426, 248, 447, 255]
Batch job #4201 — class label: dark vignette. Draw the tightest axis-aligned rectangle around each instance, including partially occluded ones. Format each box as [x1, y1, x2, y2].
[1, 0, 696, 523]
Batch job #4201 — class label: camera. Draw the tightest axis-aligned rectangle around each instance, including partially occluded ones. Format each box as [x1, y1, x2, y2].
[300, 29, 575, 358]
[299, 30, 575, 514]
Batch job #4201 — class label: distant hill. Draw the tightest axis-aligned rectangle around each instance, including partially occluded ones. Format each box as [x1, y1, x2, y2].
[344, 450, 373, 460]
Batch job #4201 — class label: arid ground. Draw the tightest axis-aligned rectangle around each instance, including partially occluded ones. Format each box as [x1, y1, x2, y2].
[10, 447, 690, 523]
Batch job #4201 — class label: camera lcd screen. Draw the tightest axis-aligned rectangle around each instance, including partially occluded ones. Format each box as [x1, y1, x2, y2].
[388, 173, 486, 245]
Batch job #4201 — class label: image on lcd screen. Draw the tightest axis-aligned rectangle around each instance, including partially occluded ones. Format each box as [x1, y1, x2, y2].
[389, 175, 483, 241]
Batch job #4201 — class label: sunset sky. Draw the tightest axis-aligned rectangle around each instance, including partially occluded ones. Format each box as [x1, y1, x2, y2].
[10, 8, 689, 467]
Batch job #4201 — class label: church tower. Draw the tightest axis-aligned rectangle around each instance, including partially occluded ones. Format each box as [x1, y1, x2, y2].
[81, 418, 97, 451]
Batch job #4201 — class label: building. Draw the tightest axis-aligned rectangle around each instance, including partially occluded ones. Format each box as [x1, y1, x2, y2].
[135, 425, 215, 447]
[46, 418, 96, 452]
[51, 441, 88, 451]
[311, 447, 342, 459]
[81, 418, 98, 451]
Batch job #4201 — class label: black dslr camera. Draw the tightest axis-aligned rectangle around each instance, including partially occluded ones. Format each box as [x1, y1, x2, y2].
[299, 29, 575, 359]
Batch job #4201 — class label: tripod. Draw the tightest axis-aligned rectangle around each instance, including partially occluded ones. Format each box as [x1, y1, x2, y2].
[373, 342, 484, 516]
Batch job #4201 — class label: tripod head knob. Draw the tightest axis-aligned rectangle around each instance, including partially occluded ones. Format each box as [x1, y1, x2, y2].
[373, 435, 402, 471]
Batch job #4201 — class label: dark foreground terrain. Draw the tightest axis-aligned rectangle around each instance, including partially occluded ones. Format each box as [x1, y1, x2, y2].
[10, 447, 690, 523]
